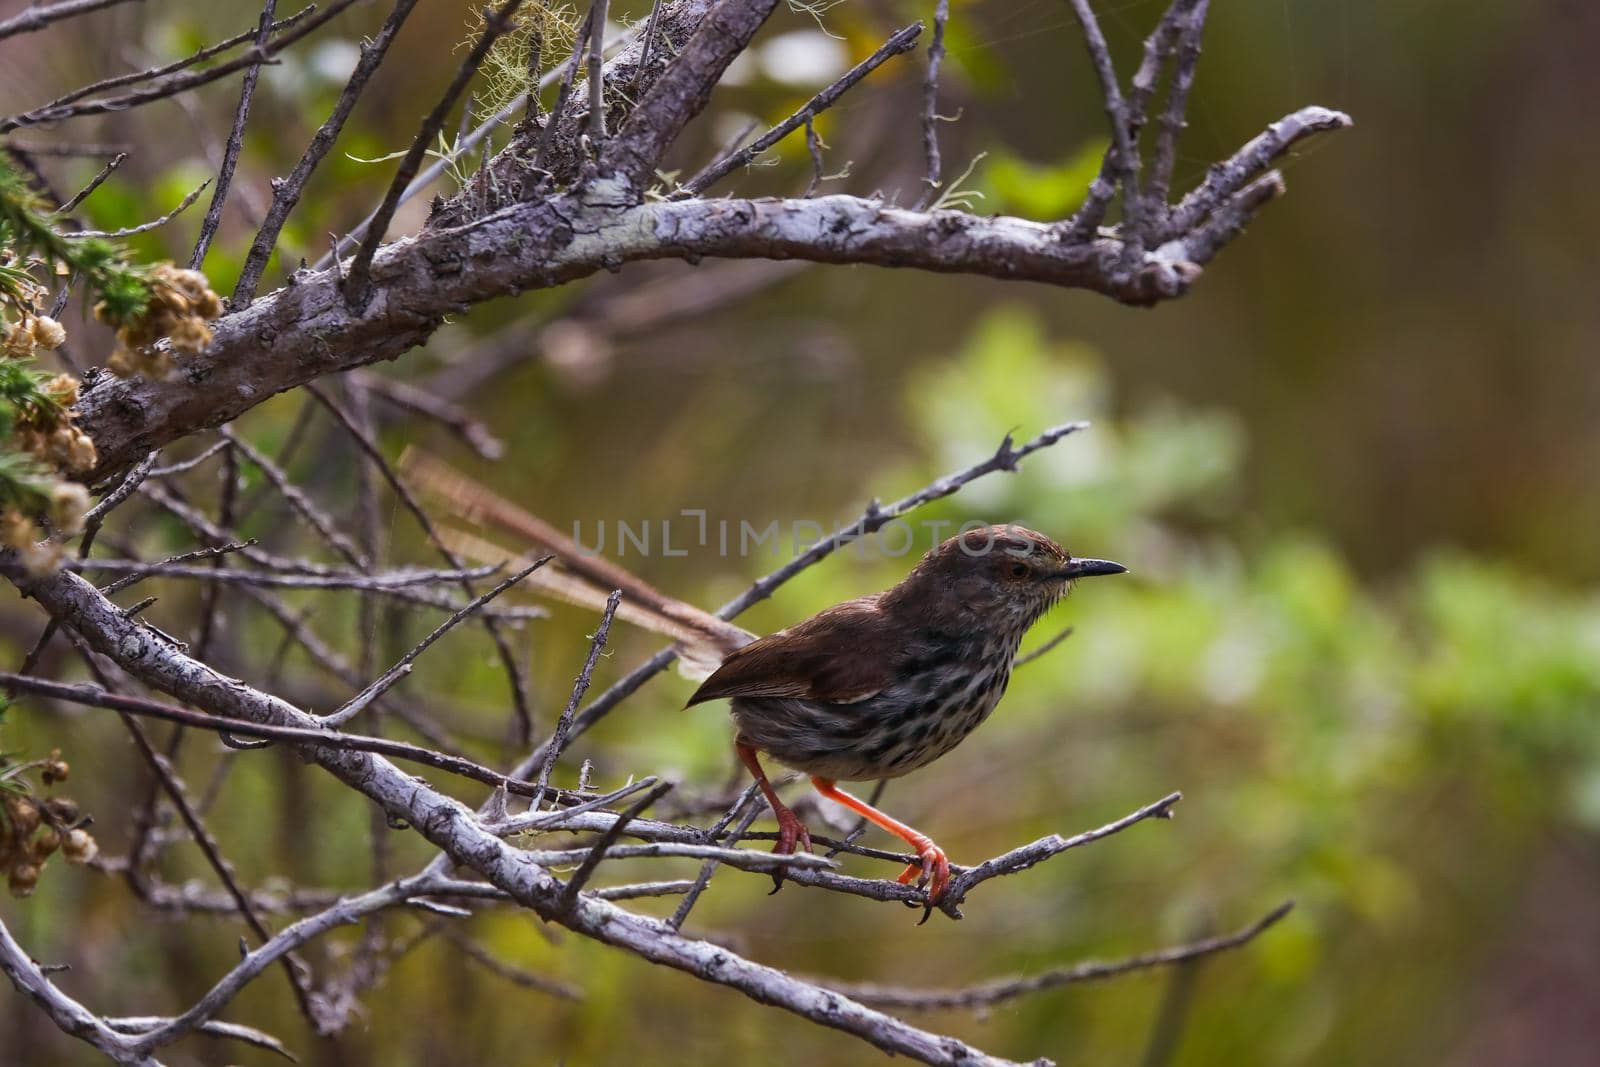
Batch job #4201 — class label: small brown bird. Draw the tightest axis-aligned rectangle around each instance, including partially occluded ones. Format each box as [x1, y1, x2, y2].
[685, 526, 1125, 909]
[403, 453, 1126, 912]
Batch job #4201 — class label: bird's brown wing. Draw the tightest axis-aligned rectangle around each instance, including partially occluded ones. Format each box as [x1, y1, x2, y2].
[685, 595, 898, 707]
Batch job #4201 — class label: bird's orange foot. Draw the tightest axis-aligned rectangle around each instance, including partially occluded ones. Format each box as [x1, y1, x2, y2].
[767, 806, 813, 894]
[895, 841, 951, 923]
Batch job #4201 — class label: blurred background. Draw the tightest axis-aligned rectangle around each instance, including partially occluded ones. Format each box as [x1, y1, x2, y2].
[2, 0, 1598, 1064]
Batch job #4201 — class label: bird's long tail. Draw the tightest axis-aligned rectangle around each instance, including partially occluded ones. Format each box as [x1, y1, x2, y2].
[400, 448, 752, 679]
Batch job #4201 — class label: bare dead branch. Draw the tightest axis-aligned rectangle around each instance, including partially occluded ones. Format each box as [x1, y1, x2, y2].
[78, 559, 503, 591]
[827, 900, 1295, 1011]
[0, 916, 146, 1065]
[1164, 105, 1350, 239]
[3, 5, 314, 134]
[77, 132, 1359, 486]
[0, 672, 566, 800]
[0, 0, 363, 133]
[1144, 0, 1210, 219]
[106, 1017, 295, 1061]
[1064, 0, 1146, 255]
[0, 0, 139, 43]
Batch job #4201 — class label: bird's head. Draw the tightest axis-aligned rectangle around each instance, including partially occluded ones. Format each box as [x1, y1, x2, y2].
[894, 524, 1126, 631]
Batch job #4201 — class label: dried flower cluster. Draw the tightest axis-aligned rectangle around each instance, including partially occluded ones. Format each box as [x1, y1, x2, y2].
[0, 286, 95, 572]
[9, 370, 97, 477]
[0, 751, 97, 899]
[1, 310, 67, 359]
[0, 480, 90, 574]
[102, 263, 223, 379]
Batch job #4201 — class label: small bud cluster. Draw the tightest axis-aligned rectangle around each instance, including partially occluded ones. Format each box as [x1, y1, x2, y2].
[102, 263, 223, 379]
[0, 750, 97, 899]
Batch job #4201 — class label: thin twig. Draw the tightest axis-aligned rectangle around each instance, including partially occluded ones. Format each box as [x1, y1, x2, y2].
[534, 5, 596, 172]
[191, 0, 278, 269]
[535, 589, 621, 801]
[114, 701, 322, 1026]
[219, 427, 369, 567]
[439, 926, 582, 1000]
[351, 372, 505, 460]
[586, 0, 610, 145]
[65, 179, 210, 238]
[78, 559, 503, 591]
[1063, 0, 1145, 255]
[232, 0, 422, 305]
[97, 541, 256, 597]
[1014, 626, 1073, 667]
[342, 0, 526, 308]
[938, 791, 1183, 917]
[146, 440, 229, 478]
[912, 0, 950, 210]
[323, 557, 551, 726]
[680, 21, 923, 197]
[629, 0, 666, 95]
[558, 781, 673, 909]
[668, 789, 761, 930]
[54, 152, 126, 215]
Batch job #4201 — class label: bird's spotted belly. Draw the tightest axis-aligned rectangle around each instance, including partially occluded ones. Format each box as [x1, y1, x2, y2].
[732, 654, 1015, 782]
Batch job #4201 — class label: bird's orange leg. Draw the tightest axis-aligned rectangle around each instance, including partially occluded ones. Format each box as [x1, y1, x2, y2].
[810, 777, 951, 912]
[737, 742, 811, 892]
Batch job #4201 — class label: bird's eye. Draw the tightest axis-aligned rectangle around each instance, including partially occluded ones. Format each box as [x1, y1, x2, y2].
[1008, 561, 1029, 579]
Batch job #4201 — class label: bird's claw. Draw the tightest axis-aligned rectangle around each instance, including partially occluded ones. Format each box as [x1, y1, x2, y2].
[767, 809, 813, 895]
[895, 842, 950, 923]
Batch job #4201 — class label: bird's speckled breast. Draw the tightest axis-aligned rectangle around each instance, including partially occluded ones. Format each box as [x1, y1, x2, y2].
[731, 633, 1022, 782]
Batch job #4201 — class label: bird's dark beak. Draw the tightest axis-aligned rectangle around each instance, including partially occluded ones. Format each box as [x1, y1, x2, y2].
[1052, 557, 1127, 580]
